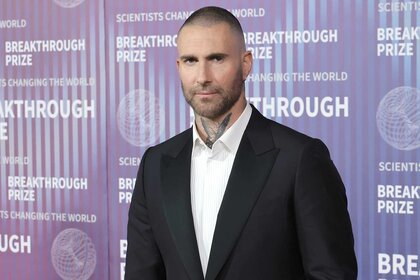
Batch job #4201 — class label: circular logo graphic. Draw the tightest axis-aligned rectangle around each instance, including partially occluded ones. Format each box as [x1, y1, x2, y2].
[51, 228, 97, 280]
[117, 89, 163, 147]
[376, 86, 420, 151]
[53, 0, 85, 8]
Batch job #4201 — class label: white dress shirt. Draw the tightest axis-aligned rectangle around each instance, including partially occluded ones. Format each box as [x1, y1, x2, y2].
[190, 103, 252, 276]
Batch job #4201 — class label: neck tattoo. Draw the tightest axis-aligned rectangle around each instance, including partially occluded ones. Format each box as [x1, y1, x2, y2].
[201, 113, 232, 149]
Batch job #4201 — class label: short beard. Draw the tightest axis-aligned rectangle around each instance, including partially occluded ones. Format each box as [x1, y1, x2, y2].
[182, 68, 244, 120]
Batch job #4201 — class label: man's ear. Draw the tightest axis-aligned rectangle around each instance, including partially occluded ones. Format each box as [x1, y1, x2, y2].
[242, 51, 253, 81]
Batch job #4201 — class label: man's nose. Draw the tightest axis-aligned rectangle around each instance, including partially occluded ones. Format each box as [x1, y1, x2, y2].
[196, 62, 211, 85]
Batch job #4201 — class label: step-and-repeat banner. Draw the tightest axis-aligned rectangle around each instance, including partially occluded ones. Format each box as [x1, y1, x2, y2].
[1, 1, 419, 279]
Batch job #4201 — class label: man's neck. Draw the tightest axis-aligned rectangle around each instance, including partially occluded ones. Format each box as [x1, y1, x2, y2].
[195, 99, 247, 149]
[198, 113, 232, 149]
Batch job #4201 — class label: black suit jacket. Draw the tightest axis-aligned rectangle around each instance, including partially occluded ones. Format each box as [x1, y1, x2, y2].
[125, 107, 357, 280]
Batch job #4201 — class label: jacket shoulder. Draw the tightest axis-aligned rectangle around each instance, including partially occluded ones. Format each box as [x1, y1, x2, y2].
[254, 112, 330, 159]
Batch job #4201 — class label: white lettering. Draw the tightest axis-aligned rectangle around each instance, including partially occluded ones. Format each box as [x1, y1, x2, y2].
[377, 200, 414, 214]
[378, 253, 420, 276]
[244, 29, 338, 45]
[67, 213, 96, 223]
[377, 43, 414, 56]
[5, 39, 85, 53]
[377, 184, 420, 199]
[116, 50, 147, 62]
[0, 100, 95, 119]
[8, 176, 88, 190]
[0, 19, 27, 29]
[116, 35, 177, 48]
[0, 234, 31, 254]
[249, 96, 348, 118]
[8, 189, 35, 201]
[120, 239, 127, 258]
[378, 2, 420, 12]
[5, 54, 32, 66]
[0, 122, 8, 140]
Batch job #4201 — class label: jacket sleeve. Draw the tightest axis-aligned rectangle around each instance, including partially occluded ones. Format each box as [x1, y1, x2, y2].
[125, 149, 166, 280]
[294, 139, 358, 280]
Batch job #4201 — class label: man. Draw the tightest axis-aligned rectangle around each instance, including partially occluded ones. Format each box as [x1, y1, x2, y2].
[125, 6, 357, 280]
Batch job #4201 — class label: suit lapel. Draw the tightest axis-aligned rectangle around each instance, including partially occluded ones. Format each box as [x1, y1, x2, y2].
[161, 130, 204, 280]
[205, 109, 280, 280]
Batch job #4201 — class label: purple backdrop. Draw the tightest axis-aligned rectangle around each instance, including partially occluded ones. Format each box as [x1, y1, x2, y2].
[1, 0, 419, 279]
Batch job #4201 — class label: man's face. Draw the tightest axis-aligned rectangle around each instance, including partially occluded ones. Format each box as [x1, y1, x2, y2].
[176, 23, 251, 120]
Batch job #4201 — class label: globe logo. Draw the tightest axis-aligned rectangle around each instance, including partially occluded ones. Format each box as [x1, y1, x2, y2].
[53, 0, 85, 8]
[376, 86, 420, 151]
[117, 89, 163, 147]
[51, 228, 97, 280]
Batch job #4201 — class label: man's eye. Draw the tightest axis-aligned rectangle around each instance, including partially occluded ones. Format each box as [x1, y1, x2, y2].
[184, 58, 196, 65]
[212, 56, 223, 62]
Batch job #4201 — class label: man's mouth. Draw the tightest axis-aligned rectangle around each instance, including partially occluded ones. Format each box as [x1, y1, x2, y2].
[196, 91, 217, 96]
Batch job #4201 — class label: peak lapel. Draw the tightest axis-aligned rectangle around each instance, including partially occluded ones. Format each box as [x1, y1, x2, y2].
[161, 133, 204, 280]
[205, 110, 280, 280]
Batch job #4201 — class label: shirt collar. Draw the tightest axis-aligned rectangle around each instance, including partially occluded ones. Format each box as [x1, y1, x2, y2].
[192, 103, 252, 154]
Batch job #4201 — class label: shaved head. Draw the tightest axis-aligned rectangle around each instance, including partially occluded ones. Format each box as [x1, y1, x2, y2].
[178, 6, 246, 50]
